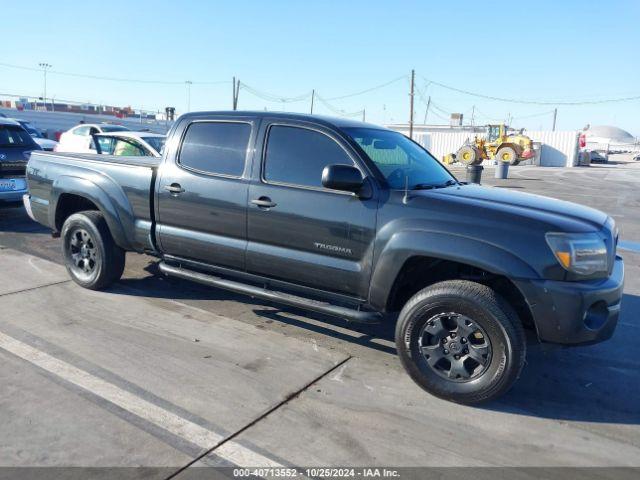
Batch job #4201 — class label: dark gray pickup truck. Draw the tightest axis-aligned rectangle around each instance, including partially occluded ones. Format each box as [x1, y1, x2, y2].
[24, 111, 624, 404]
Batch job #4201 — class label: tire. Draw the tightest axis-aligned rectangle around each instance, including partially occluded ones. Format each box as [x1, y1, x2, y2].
[395, 280, 525, 404]
[496, 146, 519, 165]
[456, 145, 481, 166]
[61, 210, 125, 290]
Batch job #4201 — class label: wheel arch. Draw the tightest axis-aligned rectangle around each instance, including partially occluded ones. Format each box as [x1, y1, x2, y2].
[50, 176, 133, 250]
[368, 231, 537, 328]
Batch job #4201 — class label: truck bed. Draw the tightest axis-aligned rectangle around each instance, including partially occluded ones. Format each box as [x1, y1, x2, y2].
[26, 150, 158, 253]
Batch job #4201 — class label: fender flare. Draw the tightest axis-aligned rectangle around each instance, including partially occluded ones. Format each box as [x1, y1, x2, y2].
[368, 230, 538, 311]
[49, 175, 135, 251]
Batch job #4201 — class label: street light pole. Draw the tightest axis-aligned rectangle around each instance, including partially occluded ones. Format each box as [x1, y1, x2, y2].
[38, 62, 52, 111]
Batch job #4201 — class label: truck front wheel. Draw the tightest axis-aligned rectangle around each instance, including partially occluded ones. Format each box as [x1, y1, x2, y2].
[61, 211, 125, 290]
[395, 280, 525, 404]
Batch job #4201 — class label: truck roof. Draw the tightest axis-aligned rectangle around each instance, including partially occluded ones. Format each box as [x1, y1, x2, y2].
[178, 111, 386, 130]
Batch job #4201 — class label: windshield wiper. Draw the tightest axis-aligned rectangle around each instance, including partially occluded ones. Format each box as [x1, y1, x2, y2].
[411, 179, 458, 190]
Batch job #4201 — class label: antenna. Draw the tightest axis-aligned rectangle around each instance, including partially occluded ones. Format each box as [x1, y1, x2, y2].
[402, 174, 410, 204]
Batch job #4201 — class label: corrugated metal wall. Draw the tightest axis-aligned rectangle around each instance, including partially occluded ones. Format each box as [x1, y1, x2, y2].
[393, 128, 580, 167]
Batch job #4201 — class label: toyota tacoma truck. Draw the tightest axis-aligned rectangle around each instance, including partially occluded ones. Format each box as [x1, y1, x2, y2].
[23, 112, 624, 404]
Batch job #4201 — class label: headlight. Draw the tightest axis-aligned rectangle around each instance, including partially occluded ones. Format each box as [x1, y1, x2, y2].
[545, 232, 608, 276]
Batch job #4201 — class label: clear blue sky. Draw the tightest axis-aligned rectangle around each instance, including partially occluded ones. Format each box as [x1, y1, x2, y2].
[2, 0, 639, 135]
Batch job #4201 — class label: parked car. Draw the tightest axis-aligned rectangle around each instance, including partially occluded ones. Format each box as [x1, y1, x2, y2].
[57, 123, 130, 153]
[633, 153, 640, 161]
[0, 118, 41, 205]
[15, 119, 58, 151]
[94, 131, 165, 157]
[24, 112, 624, 404]
[589, 150, 609, 164]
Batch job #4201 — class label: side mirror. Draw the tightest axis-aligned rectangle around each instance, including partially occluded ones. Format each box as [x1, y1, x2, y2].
[322, 164, 364, 194]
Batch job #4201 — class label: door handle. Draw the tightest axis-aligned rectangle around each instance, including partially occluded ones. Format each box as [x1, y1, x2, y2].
[251, 197, 277, 208]
[164, 183, 185, 194]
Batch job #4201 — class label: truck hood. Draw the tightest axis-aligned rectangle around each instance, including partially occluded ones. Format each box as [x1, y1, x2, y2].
[423, 184, 608, 231]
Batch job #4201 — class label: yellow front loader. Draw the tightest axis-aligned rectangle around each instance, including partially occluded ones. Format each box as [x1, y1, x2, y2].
[456, 124, 534, 166]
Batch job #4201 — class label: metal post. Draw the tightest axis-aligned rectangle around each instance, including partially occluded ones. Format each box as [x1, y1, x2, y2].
[362, 109, 365, 122]
[552, 108, 557, 131]
[409, 69, 415, 139]
[310, 89, 315, 114]
[471, 105, 475, 127]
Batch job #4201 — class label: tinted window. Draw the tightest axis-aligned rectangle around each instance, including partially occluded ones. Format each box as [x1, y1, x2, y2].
[179, 122, 251, 176]
[264, 125, 353, 188]
[0, 125, 37, 147]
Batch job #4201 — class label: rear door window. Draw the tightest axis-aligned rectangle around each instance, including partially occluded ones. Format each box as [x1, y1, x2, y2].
[0, 125, 36, 147]
[263, 125, 354, 188]
[178, 122, 251, 176]
[73, 126, 90, 136]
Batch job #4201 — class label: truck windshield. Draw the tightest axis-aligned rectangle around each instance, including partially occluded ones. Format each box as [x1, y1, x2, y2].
[343, 127, 456, 189]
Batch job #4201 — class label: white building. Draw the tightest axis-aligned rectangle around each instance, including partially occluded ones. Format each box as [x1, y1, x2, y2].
[583, 125, 638, 152]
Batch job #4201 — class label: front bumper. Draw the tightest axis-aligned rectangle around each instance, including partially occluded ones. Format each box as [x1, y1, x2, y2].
[515, 256, 624, 345]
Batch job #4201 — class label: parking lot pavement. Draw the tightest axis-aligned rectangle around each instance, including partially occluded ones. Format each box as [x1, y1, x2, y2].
[0, 249, 347, 469]
[0, 155, 639, 473]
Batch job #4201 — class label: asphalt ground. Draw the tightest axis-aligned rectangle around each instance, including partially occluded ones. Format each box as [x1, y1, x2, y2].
[0, 154, 638, 479]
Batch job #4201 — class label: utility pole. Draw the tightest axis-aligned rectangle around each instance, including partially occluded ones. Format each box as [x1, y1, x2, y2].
[362, 109, 366, 122]
[471, 105, 475, 127]
[552, 108, 557, 131]
[409, 69, 415, 139]
[185, 80, 193, 112]
[232, 77, 236, 110]
[233, 78, 240, 110]
[423, 95, 431, 124]
[39, 62, 52, 111]
[310, 89, 315, 114]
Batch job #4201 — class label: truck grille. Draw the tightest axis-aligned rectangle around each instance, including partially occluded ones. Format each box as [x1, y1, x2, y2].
[0, 161, 27, 178]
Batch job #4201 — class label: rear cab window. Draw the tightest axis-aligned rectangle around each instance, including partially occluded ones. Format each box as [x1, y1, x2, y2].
[263, 125, 355, 189]
[178, 121, 251, 176]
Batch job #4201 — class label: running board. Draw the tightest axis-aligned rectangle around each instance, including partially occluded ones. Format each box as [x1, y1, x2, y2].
[158, 262, 382, 325]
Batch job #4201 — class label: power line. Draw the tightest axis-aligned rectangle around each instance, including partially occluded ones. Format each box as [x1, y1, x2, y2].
[0, 62, 230, 86]
[324, 75, 409, 101]
[239, 82, 312, 103]
[422, 75, 640, 105]
[314, 94, 364, 118]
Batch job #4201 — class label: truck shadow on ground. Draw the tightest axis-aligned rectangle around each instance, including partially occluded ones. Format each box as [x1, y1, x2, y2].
[112, 266, 640, 426]
[0, 206, 49, 234]
[489, 292, 640, 425]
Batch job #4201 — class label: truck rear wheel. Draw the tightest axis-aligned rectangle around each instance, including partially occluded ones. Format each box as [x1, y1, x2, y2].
[61, 210, 125, 290]
[395, 280, 525, 404]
